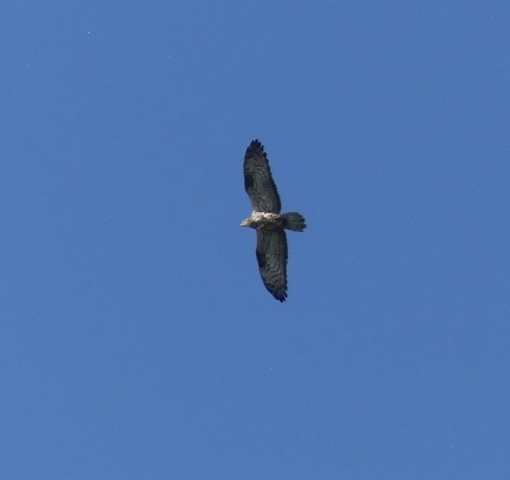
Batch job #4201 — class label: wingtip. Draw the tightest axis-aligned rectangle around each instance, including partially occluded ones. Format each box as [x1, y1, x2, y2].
[248, 139, 264, 151]
[273, 291, 287, 302]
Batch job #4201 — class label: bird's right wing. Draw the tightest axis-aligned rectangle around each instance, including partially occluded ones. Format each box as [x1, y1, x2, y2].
[255, 229, 288, 302]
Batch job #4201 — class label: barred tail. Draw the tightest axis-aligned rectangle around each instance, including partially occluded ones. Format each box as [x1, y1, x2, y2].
[283, 212, 306, 232]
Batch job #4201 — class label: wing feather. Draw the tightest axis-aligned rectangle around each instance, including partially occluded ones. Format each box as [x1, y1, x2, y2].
[255, 229, 288, 302]
[244, 140, 281, 213]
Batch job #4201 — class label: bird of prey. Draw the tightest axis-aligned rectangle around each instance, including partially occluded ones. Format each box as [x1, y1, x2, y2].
[241, 139, 306, 302]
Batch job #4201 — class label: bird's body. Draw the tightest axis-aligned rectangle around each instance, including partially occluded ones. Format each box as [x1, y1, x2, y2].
[241, 211, 306, 231]
[240, 139, 306, 302]
[241, 212, 285, 229]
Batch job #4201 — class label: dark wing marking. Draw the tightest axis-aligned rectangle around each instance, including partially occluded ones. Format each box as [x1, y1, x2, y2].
[255, 229, 288, 302]
[244, 139, 281, 213]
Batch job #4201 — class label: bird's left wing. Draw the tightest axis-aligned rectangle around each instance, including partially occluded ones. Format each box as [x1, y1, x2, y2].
[244, 140, 282, 213]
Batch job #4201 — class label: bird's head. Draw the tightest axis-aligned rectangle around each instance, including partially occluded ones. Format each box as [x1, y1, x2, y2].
[240, 218, 251, 228]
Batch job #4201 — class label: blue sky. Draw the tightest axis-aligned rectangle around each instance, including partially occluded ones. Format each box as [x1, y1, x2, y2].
[2, 1, 510, 478]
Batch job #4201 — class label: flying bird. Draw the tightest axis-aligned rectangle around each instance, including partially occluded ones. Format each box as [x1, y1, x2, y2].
[241, 139, 306, 302]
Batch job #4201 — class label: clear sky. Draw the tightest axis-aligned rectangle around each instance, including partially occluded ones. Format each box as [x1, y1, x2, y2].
[2, 1, 510, 478]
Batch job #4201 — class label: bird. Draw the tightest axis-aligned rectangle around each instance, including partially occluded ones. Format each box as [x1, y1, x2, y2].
[240, 139, 306, 302]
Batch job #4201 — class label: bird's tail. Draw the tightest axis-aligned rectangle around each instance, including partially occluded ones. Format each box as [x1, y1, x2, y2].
[283, 212, 307, 232]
